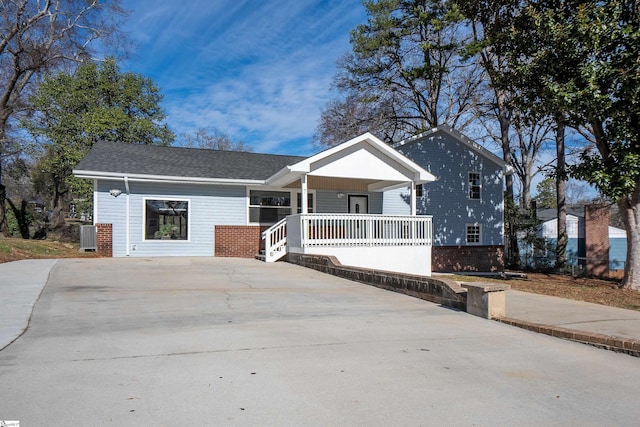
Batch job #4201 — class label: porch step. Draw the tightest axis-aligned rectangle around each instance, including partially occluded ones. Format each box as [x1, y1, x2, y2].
[255, 250, 266, 262]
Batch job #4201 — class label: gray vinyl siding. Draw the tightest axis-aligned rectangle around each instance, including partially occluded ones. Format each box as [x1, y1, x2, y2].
[382, 187, 411, 215]
[96, 180, 246, 257]
[316, 190, 383, 214]
[397, 131, 505, 246]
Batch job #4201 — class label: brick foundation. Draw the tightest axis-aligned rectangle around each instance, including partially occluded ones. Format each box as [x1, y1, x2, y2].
[585, 204, 610, 277]
[432, 245, 504, 272]
[214, 225, 267, 258]
[96, 223, 113, 257]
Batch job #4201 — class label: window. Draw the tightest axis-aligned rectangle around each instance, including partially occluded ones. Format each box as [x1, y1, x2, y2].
[249, 190, 291, 223]
[296, 192, 314, 213]
[468, 172, 481, 200]
[466, 224, 481, 244]
[145, 199, 188, 240]
[415, 184, 423, 197]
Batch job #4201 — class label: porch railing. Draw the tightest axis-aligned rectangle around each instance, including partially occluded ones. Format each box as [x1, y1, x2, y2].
[294, 214, 432, 247]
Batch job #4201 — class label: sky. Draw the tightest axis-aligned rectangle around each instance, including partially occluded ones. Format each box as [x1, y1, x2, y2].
[120, 0, 368, 156]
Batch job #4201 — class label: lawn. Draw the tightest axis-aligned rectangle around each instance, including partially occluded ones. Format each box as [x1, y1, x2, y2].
[0, 237, 98, 264]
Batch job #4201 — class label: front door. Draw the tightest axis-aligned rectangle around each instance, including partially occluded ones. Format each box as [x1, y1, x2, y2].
[349, 195, 368, 214]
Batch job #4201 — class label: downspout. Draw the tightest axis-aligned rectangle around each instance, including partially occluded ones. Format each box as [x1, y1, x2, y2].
[124, 176, 130, 256]
[93, 180, 98, 223]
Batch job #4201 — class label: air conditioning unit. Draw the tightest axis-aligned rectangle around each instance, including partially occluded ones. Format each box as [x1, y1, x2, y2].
[79, 225, 97, 252]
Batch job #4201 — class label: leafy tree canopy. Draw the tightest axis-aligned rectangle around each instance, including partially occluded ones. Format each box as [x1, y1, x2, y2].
[534, 177, 557, 209]
[24, 58, 174, 226]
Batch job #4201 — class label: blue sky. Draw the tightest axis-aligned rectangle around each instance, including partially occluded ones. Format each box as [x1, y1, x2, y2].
[121, 1, 367, 156]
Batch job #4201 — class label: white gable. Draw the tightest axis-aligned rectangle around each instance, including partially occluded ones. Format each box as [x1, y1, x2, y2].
[309, 142, 411, 182]
[267, 132, 436, 190]
[540, 215, 584, 239]
[609, 226, 627, 238]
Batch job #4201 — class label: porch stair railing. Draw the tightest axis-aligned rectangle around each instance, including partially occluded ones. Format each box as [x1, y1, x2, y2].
[261, 217, 288, 262]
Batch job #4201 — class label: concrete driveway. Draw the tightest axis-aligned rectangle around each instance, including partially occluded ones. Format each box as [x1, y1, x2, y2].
[1, 257, 640, 426]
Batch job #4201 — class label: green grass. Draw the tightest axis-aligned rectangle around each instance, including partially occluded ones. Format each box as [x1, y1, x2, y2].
[0, 237, 92, 263]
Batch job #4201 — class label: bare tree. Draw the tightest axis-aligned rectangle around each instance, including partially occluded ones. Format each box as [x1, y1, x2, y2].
[313, 92, 403, 147]
[181, 128, 252, 152]
[0, 0, 126, 236]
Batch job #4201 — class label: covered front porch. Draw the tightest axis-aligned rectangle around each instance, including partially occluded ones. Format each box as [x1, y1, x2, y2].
[259, 133, 437, 276]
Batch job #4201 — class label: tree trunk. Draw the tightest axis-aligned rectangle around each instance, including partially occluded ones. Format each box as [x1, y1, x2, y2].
[521, 168, 532, 209]
[0, 127, 10, 237]
[618, 191, 640, 290]
[6, 198, 30, 239]
[497, 95, 519, 269]
[556, 121, 567, 271]
[49, 181, 67, 229]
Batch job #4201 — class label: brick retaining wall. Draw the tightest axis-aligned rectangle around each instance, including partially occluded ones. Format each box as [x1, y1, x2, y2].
[287, 253, 467, 310]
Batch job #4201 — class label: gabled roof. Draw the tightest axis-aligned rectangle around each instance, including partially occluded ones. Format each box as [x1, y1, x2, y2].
[74, 134, 436, 190]
[537, 207, 585, 221]
[266, 132, 437, 190]
[393, 124, 514, 174]
[73, 141, 305, 184]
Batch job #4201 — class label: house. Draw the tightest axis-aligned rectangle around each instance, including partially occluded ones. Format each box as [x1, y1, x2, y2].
[520, 207, 587, 268]
[385, 125, 512, 272]
[520, 205, 626, 277]
[73, 133, 437, 276]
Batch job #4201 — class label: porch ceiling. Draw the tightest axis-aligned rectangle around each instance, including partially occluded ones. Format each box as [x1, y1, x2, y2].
[284, 176, 378, 191]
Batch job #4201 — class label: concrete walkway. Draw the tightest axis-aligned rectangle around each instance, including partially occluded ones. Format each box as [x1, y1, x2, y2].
[507, 289, 640, 340]
[502, 289, 640, 355]
[0, 259, 58, 350]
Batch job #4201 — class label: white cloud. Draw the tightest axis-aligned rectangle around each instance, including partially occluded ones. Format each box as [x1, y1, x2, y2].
[121, 0, 366, 155]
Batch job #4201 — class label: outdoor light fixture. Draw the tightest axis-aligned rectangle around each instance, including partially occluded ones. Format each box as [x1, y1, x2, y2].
[109, 189, 122, 197]
[337, 192, 345, 199]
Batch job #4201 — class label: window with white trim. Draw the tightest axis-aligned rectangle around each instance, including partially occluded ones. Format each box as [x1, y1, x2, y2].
[468, 172, 481, 200]
[145, 199, 189, 240]
[249, 190, 291, 224]
[466, 224, 481, 244]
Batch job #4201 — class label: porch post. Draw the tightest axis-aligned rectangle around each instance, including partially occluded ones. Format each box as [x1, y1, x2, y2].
[410, 182, 417, 216]
[301, 174, 308, 213]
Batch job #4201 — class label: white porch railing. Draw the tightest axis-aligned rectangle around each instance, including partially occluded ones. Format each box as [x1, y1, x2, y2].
[296, 214, 432, 247]
[262, 214, 432, 264]
[261, 217, 288, 262]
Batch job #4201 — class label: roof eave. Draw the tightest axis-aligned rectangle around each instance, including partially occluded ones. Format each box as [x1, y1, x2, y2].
[394, 125, 510, 171]
[72, 170, 265, 186]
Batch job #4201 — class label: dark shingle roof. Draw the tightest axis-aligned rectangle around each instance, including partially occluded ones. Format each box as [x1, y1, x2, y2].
[536, 207, 585, 221]
[74, 141, 306, 181]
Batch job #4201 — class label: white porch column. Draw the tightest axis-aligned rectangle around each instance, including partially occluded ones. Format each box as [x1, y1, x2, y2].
[410, 182, 417, 216]
[301, 174, 308, 213]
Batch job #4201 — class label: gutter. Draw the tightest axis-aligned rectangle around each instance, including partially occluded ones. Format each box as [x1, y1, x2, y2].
[73, 170, 265, 186]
